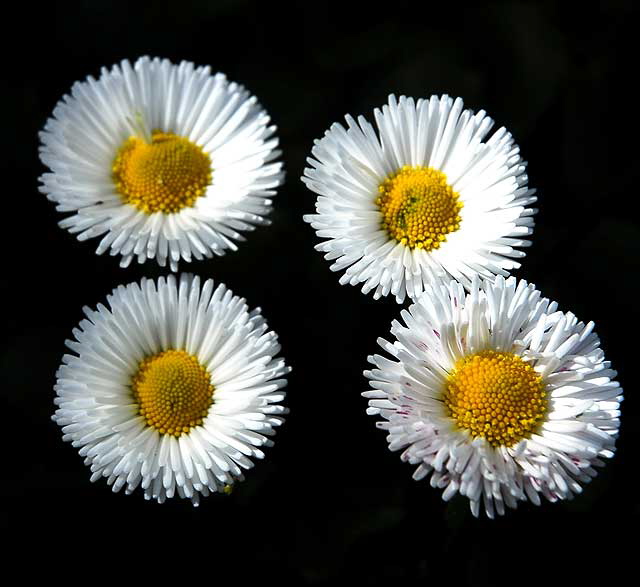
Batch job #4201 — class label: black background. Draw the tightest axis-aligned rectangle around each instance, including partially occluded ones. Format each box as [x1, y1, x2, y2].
[3, 0, 638, 582]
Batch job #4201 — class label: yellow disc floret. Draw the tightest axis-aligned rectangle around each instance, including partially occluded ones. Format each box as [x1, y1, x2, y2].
[112, 131, 212, 214]
[131, 349, 214, 437]
[443, 350, 547, 447]
[377, 165, 463, 250]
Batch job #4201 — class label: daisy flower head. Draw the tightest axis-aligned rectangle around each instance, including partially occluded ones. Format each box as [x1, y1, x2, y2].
[302, 95, 536, 303]
[53, 274, 289, 504]
[363, 276, 622, 517]
[40, 56, 283, 271]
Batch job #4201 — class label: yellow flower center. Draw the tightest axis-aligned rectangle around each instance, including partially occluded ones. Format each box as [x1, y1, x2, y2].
[131, 349, 214, 437]
[112, 131, 212, 214]
[377, 165, 463, 250]
[443, 350, 547, 447]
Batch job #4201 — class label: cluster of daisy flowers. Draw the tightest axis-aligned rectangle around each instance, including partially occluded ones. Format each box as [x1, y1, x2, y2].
[302, 94, 622, 516]
[41, 57, 289, 503]
[41, 56, 622, 516]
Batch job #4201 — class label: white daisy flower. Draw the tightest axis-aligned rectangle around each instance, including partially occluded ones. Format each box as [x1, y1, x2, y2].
[363, 276, 621, 517]
[40, 56, 283, 271]
[302, 94, 536, 303]
[53, 274, 289, 505]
